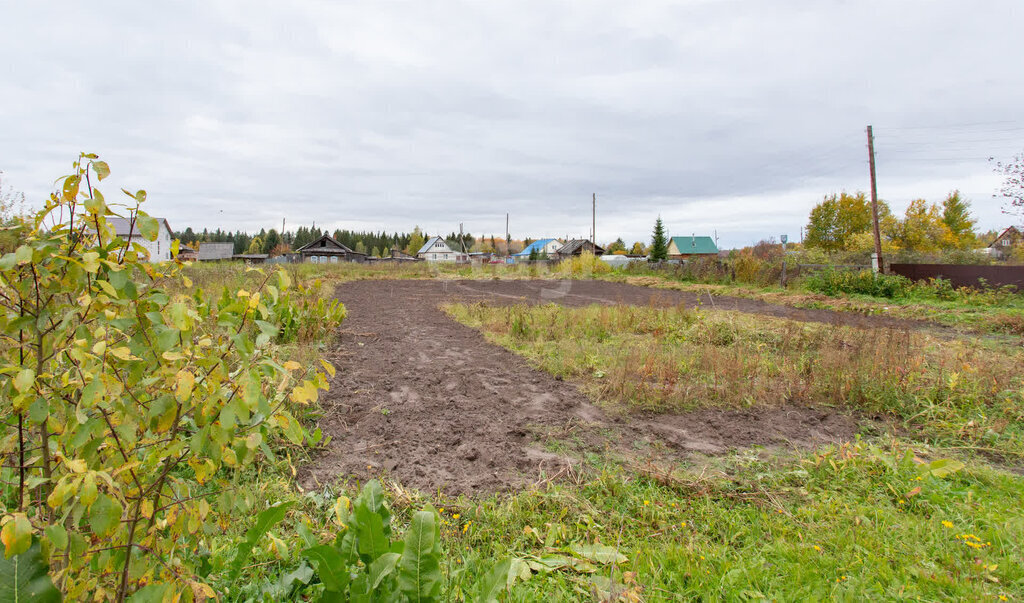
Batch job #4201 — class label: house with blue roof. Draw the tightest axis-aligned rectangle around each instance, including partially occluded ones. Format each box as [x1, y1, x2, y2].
[667, 236, 718, 259]
[513, 238, 563, 259]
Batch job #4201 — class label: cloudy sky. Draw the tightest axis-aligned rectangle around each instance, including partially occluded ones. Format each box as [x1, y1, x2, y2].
[1, 1, 1022, 248]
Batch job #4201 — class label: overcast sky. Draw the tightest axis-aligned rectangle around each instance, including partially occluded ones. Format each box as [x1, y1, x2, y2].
[2, 1, 1022, 248]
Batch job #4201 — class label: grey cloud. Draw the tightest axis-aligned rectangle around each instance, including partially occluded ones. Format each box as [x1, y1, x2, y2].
[0, 0, 1021, 247]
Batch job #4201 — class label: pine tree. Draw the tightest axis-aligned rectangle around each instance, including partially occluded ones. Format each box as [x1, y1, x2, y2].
[650, 217, 668, 261]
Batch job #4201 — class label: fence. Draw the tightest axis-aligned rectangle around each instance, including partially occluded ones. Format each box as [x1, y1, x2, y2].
[889, 263, 1024, 291]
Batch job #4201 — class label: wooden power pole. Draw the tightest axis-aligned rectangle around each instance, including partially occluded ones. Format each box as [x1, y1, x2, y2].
[866, 125, 883, 272]
[592, 193, 596, 247]
[505, 213, 510, 255]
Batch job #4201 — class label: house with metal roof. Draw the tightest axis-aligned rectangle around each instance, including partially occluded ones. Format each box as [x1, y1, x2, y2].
[417, 236, 468, 262]
[667, 236, 719, 259]
[513, 238, 562, 259]
[107, 216, 175, 262]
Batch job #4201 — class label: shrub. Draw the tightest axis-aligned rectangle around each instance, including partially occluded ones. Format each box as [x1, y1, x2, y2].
[804, 268, 913, 298]
[0, 155, 338, 599]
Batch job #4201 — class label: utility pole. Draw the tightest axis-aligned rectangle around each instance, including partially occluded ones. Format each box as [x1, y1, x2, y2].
[505, 213, 510, 255]
[867, 125, 883, 272]
[459, 222, 466, 253]
[592, 193, 596, 247]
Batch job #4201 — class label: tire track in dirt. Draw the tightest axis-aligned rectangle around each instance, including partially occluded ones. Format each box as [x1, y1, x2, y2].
[301, 280, 861, 495]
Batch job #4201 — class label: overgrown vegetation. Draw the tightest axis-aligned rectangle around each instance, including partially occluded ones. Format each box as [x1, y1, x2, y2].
[445, 302, 1024, 457]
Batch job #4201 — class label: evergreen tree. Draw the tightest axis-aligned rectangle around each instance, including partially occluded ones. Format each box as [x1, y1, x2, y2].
[263, 229, 281, 254]
[650, 217, 668, 261]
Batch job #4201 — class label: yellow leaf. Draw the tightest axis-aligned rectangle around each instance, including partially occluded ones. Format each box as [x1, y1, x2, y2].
[182, 275, 192, 288]
[162, 351, 186, 361]
[1, 513, 33, 558]
[140, 499, 154, 519]
[320, 359, 336, 378]
[283, 361, 302, 372]
[92, 341, 107, 355]
[175, 370, 195, 402]
[66, 458, 88, 473]
[289, 381, 318, 405]
[108, 347, 137, 361]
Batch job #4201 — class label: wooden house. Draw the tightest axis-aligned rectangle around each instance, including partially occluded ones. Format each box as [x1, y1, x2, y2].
[555, 239, 605, 259]
[416, 236, 468, 262]
[295, 234, 367, 263]
[988, 226, 1022, 260]
[667, 235, 718, 260]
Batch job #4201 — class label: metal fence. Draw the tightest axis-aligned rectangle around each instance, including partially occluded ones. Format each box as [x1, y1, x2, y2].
[889, 263, 1024, 291]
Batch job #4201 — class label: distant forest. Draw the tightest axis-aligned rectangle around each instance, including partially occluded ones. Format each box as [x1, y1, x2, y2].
[173, 226, 505, 256]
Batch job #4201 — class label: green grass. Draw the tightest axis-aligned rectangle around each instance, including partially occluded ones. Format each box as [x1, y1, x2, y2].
[210, 441, 1024, 600]
[612, 273, 1024, 336]
[444, 302, 1024, 459]
[159, 263, 1024, 600]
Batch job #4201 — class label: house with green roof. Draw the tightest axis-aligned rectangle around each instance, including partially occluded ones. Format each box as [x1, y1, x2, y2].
[667, 235, 718, 259]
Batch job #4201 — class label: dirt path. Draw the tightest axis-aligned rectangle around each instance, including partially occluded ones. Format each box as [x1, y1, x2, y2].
[301, 280, 863, 495]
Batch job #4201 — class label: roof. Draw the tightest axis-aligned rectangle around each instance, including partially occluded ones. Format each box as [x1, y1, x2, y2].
[107, 216, 172, 238]
[417, 236, 453, 255]
[556, 239, 605, 256]
[198, 242, 235, 260]
[295, 234, 358, 254]
[989, 226, 1022, 248]
[514, 238, 558, 256]
[669, 236, 718, 255]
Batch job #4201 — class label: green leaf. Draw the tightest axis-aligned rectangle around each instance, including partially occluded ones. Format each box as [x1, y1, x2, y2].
[0, 539, 60, 603]
[355, 505, 389, 564]
[229, 502, 294, 583]
[12, 369, 34, 394]
[397, 510, 443, 602]
[302, 545, 349, 593]
[920, 458, 965, 478]
[369, 551, 401, 591]
[136, 215, 159, 242]
[14, 245, 32, 265]
[43, 525, 67, 551]
[92, 160, 110, 181]
[475, 558, 512, 602]
[568, 543, 628, 565]
[1, 515, 33, 559]
[88, 494, 123, 537]
[127, 584, 170, 603]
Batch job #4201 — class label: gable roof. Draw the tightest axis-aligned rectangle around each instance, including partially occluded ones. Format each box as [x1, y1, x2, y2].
[514, 238, 558, 256]
[669, 236, 718, 255]
[556, 239, 605, 255]
[295, 234, 358, 254]
[107, 216, 172, 238]
[417, 236, 455, 255]
[989, 226, 1022, 248]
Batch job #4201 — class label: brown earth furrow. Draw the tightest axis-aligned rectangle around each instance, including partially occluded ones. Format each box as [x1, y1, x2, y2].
[301, 280, 866, 495]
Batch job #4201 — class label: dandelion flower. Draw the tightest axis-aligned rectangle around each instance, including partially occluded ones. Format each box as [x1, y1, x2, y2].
[813, 545, 822, 552]
[453, 513, 460, 520]
[644, 500, 650, 506]
[680, 521, 687, 528]
[941, 520, 953, 528]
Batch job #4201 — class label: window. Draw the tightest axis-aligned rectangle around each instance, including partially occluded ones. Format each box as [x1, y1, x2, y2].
[330, 256, 338, 263]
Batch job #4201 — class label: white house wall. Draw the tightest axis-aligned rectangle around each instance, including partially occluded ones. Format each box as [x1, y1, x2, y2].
[125, 227, 174, 263]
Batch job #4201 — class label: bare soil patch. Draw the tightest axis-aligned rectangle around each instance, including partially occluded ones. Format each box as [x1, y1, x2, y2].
[301, 280, 865, 495]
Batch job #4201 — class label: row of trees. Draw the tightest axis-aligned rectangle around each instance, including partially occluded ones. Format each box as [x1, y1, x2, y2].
[804, 191, 981, 254]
